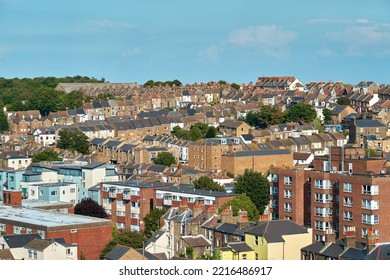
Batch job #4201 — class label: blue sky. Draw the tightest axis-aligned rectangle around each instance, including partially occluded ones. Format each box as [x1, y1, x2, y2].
[0, 0, 389, 85]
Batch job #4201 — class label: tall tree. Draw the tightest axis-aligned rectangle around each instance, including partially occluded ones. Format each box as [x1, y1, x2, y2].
[219, 194, 259, 221]
[205, 126, 217, 138]
[323, 108, 333, 125]
[153, 152, 176, 166]
[233, 169, 270, 214]
[0, 111, 9, 132]
[193, 176, 225, 192]
[57, 129, 90, 154]
[143, 208, 167, 238]
[284, 103, 317, 123]
[245, 106, 284, 128]
[74, 198, 108, 218]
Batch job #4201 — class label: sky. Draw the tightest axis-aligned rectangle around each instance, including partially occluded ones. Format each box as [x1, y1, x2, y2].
[0, 0, 389, 85]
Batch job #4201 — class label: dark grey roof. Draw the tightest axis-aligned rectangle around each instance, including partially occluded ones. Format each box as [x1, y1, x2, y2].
[147, 165, 167, 173]
[103, 140, 123, 149]
[227, 149, 290, 157]
[118, 144, 135, 152]
[161, 184, 237, 198]
[245, 220, 308, 243]
[241, 134, 253, 141]
[228, 242, 253, 252]
[301, 241, 325, 254]
[104, 244, 130, 260]
[82, 162, 106, 169]
[2, 234, 42, 248]
[146, 147, 167, 152]
[135, 249, 160, 260]
[355, 119, 386, 128]
[215, 222, 256, 237]
[332, 105, 348, 115]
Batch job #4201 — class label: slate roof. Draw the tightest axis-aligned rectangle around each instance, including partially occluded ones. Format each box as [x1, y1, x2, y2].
[355, 119, 386, 128]
[144, 230, 166, 247]
[2, 234, 42, 248]
[0, 249, 14, 260]
[82, 162, 105, 169]
[245, 220, 308, 243]
[104, 244, 130, 260]
[227, 149, 290, 157]
[228, 242, 253, 252]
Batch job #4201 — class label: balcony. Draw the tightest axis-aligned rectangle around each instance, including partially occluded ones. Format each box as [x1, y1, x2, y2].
[131, 207, 140, 214]
[109, 192, 117, 198]
[163, 199, 172, 206]
[123, 193, 131, 200]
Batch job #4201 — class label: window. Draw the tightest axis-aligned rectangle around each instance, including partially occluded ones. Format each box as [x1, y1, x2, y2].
[254, 236, 258, 246]
[70, 188, 76, 193]
[131, 201, 139, 207]
[242, 254, 247, 260]
[270, 187, 279, 195]
[116, 222, 125, 229]
[343, 197, 353, 207]
[0, 223, 5, 231]
[270, 200, 278, 209]
[255, 253, 259, 260]
[315, 179, 332, 189]
[284, 176, 292, 185]
[284, 202, 292, 212]
[284, 189, 292, 198]
[28, 250, 38, 259]
[117, 200, 126, 207]
[172, 195, 182, 201]
[362, 228, 379, 238]
[315, 235, 325, 242]
[315, 221, 332, 231]
[269, 174, 278, 182]
[13, 226, 21, 234]
[315, 193, 333, 203]
[51, 191, 57, 196]
[362, 185, 379, 195]
[271, 213, 279, 220]
[66, 249, 72, 255]
[131, 213, 140, 219]
[117, 211, 126, 216]
[362, 214, 379, 225]
[362, 199, 379, 210]
[315, 207, 333, 217]
[343, 211, 353, 221]
[343, 182, 352, 193]
[224, 234, 228, 243]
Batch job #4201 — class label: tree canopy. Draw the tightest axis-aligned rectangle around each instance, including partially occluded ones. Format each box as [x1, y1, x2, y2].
[284, 103, 317, 123]
[233, 169, 270, 214]
[32, 149, 63, 163]
[0, 111, 9, 132]
[322, 108, 333, 125]
[143, 208, 168, 238]
[74, 198, 108, 219]
[153, 152, 177, 166]
[193, 176, 225, 192]
[218, 194, 259, 221]
[171, 123, 217, 141]
[99, 227, 145, 259]
[245, 106, 284, 129]
[337, 96, 351, 106]
[57, 129, 90, 154]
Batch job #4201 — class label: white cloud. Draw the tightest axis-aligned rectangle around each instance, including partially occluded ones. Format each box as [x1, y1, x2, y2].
[198, 45, 221, 61]
[317, 47, 337, 57]
[122, 48, 141, 57]
[227, 25, 297, 58]
[307, 18, 370, 25]
[326, 25, 390, 56]
[87, 19, 135, 31]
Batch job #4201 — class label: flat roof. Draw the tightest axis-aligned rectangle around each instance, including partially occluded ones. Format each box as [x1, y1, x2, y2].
[156, 184, 237, 198]
[0, 206, 111, 230]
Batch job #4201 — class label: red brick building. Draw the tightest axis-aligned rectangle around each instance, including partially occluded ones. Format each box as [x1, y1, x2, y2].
[269, 147, 390, 243]
[0, 191, 112, 260]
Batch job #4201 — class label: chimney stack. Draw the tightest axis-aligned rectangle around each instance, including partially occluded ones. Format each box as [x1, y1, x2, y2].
[237, 209, 250, 230]
[325, 228, 336, 245]
[366, 229, 378, 254]
[220, 206, 234, 224]
[178, 202, 188, 214]
[344, 226, 356, 248]
[3, 190, 23, 207]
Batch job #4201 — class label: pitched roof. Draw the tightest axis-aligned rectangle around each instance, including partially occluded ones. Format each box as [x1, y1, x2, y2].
[228, 242, 253, 252]
[2, 234, 42, 248]
[355, 119, 386, 128]
[181, 235, 211, 247]
[245, 220, 308, 243]
[0, 249, 14, 260]
[227, 149, 290, 157]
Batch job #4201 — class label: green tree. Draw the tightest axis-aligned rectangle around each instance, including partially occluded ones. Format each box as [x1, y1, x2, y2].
[284, 103, 317, 123]
[337, 97, 351, 106]
[0, 111, 9, 132]
[312, 118, 324, 133]
[323, 108, 333, 125]
[233, 169, 270, 214]
[57, 129, 90, 154]
[218, 80, 227, 85]
[193, 176, 225, 192]
[218, 194, 259, 221]
[32, 149, 63, 163]
[245, 106, 284, 128]
[231, 83, 240, 90]
[100, 227, 145, 259]
[74, 198, 108, 218]
[143, 208, 167, 238]
[188, 126, 203, 141]
[171, 125, 189, 140]
[205, 126, 217, 138]
[153, 152, 177, 166]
